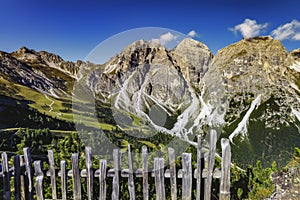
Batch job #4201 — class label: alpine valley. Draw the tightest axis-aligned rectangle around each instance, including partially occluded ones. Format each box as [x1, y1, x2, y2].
[1, 36, 300, 167]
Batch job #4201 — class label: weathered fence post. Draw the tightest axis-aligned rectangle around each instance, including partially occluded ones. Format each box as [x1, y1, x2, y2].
[182, 153, 192, 200]
[60, 160, 67, 200]
[142, 145, 149, 200]
[127, 144, 136, 200]
[196, 135, 204, 200]
[2, 152, 11, 200]
[47, 150, 57, 199]
[204, 130, 217, 200]
[154, 157, 165, 200]
[72, 153, 81, 200]
[112, 149, 120, 200]
[34, 160, 44, 200]
[85, 147, 93, 200]
[154, 157, 160, 200]
[20, 155, 26, 200]
[23, 148, 34, 200]
[220, 138, 231, 200]
[14, 155, 21, 200]
[160, 158, 165, 200]
[168, 147, 177, 200]
[98, 159, 107, 200]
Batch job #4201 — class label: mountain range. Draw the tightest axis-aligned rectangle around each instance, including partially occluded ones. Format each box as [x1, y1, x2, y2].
[0, 36, 300, 167]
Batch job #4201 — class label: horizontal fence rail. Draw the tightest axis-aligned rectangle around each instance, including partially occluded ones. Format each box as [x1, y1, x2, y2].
[0, 131, 231, 200]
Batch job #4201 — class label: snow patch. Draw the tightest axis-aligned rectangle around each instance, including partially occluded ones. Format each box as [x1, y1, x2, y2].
[229, 94, 262, 143]
[290, 82, 300, 93]
[289, 61, 300, 73]
[104, 64, 118, 74]
[292, 108, 300, 122]
[114, 71, 137, 110]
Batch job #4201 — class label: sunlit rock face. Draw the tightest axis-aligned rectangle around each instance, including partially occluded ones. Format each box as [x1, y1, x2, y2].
[89, 39, 213, 104]
[171, 38, 213, 87]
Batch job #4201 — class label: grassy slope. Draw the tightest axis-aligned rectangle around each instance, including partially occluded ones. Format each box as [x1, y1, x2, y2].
[0, 78, 115, 131]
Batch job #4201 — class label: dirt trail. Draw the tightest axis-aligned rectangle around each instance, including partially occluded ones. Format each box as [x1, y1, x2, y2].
[44, 94, 54, 112]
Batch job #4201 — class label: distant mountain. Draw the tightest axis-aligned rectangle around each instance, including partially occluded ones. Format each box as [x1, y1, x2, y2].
[0, 37, 299, 166]
[0, 46, 81, 97]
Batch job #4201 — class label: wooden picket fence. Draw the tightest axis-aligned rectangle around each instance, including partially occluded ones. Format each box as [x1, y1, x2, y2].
[0, 130, 231, 200]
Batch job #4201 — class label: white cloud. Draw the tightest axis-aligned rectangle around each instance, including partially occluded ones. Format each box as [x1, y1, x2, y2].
[187, 30, 198, 37]
[271, 20, 300, 41]
[293, 33, 300, 40]
[151, 32, 178, 45]
[229, 19, 268, 39]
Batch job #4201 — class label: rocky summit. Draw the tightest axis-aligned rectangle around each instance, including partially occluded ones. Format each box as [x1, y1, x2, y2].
[0, 36, 300, 167]
[87, 38, 213, 99]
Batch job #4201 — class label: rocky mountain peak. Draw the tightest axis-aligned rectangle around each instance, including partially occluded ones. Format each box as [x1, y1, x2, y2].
[209, 36, 290, 106]
[91, 38, 215, 97]
[121, 39, 162, 53]
[102, 40, 170, 75]
[171, 38, 213, 86]
[175, 38, 210, 51]
[38, 51, 64, 64]
[10, 46, 82, 79]
[213, 36, 287, 68]
[209, 36, 288, 102]
[103, 38, 214, 77]
[16, 46, 36, 55]
[13, 46, 64, 65]
[11, 46, 40, 62]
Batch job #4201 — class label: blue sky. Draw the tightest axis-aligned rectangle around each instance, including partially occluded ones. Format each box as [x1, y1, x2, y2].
[1, 0, 300, 62]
